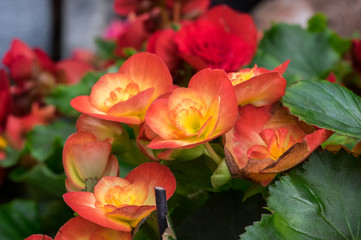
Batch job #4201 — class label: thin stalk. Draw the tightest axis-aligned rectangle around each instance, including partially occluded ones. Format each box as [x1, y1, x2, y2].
[203, 142, 222, 165]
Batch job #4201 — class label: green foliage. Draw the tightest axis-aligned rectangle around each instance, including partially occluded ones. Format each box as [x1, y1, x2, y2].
[95, 38, 117, 59]
[210, 159, 231, 189]
[25, 119, 75, 162]
[168, 156, 214, 195]
[10, 164, 67, 199]
[46, 71, 104, 117]
[282, 80, 361, 138]
[321, 133, 360, 150]
[0, 200, 42, 240]
[307, 13, 327, 32]
[175, 190, 266, 240]
[252, 23, 340, 85]
[241, 150, 361, 239]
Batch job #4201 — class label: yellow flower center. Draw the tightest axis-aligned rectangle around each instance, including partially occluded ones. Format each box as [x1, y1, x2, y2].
[170, 98, 207, 135]
[0, 136, 7, 149]
[248, 128, 302, 161]
[103, 181, 148, 209]
[104, 83, 140, 109]
[228, 65, 257, 86]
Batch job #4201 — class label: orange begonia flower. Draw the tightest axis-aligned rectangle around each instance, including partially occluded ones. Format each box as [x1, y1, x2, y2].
[63, 131, 119, 192]
[224, 105, 332, 186]
[71, 52, 173, 124]
[25, 235, 53, 240]
[145, 68, 238, 149]
[227, 60, 289, 106]
[63, 162, 176, 232]
[25, 216, 132, 240]
[54, 216, 131, 240]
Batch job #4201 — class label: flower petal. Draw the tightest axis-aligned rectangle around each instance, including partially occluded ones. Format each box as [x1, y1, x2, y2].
[63, 192, 132, 232]
[261, 129, 333, 173]
[189, 68, 238, 133]
[125, 162, 176, 202]
[234, 72, 286, 106]
[54, 216, 131, 240]
[117, 52, 172, 98]
[224, 105, 271, 171]
[71, 96, 142, 123]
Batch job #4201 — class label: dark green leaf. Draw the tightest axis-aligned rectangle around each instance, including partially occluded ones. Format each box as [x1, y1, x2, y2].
[0, 199, 42, 240]
[25, 120, 75, 162]
[10, 164, 66, 199]
[241, 150, 361, 240]
[282, 80, 361, 138]
[0, 146, 25, 167]
[168, 157, 214, 195]
[253, 24, 339, 85]
[175, 190, 266, 240]
[38, 200, 74, 237]
[46, 72, 104, 117]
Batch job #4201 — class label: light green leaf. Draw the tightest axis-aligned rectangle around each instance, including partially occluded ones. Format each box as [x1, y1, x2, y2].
[241, 150, 361, 240]
[282, 80, 361, 138]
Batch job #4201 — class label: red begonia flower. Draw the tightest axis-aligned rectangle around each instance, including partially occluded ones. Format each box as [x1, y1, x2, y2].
[145, 68, 237, 149]
[2, 39, 56, 86]
[56, 59, 93, 85]
[71, 52, 173, 124]
[5, 103, 55, 149]
[114, 14, 150, 57]
[174, 5, 257, 72]
[227, 60, 289, 106]
[63, 162, 176, 231]
[0, 69, 11, 131]
[352, 39, 361, 75]
[224, 105, 332, 186]
[147, 29, 181, 72]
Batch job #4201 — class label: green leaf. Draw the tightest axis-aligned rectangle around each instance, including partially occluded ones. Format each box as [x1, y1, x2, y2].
[25, 119, 75, 162]
[0, 146, 25, 167]
[95, 38, 117, 59]
[241, 150, 361, 240]
[253, 24, 339, 84]
[210, 159, 231, 189]
[307, 13, 327, 32]
[0, 199, 42, 240]
[321, 133, 360, 150]
[46, 71, 104, 117]
[175, 190, 266, 240]
[282, 80, 361, 138]
[168, 157, 214, 195]
[10, 164, 67, 199]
